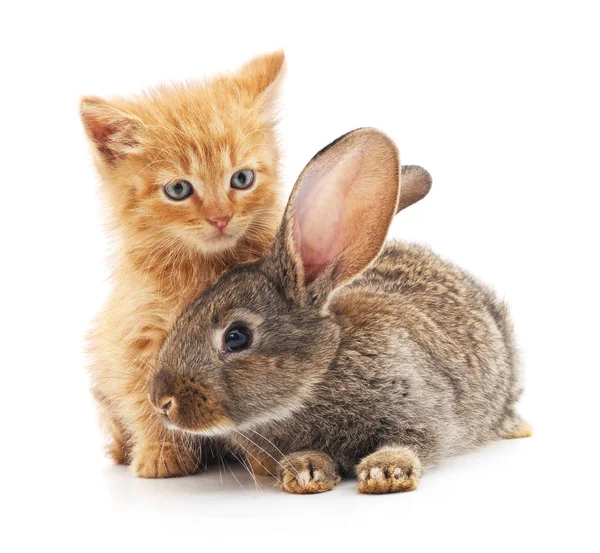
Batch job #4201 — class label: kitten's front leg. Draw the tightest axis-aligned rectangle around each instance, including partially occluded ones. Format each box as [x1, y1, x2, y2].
[277, 451, 340, 494]
[132, 435, 202, 478]
[106, 412, 132, 465]
[92, 390, 133, 465]
[130, 403, 202, 478]
[95, 313, 204, 478]
[356, 445, 422, 494]
[125, 342, 203, 477]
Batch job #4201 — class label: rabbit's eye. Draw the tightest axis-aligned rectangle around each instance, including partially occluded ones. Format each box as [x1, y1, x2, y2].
[230, 169, 255, 190]
[224, 325, 252, 353]
[164, 180, 193, 201]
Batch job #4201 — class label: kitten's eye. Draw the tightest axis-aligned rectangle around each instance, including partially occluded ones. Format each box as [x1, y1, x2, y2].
[230, 169, 255, 190]
[224, 325, 252, 353]
[164, 180, 193, 201]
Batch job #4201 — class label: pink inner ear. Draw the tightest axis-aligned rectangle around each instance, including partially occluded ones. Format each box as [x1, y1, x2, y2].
[86, 115, 115, 146]
[81, 101, 141, 160]
[294, 149, 364, 283]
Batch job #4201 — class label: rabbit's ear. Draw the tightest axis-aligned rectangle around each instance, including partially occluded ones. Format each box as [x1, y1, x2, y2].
[268, 128, 400, 302]
[398, 165, 432, 212]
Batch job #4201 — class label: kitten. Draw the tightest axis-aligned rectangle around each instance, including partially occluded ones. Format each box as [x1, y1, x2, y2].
[81, 52, 285, 477]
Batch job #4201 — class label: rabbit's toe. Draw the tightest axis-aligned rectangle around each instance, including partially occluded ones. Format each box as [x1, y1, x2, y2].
[132, 441, 201, 478]
[278, 451, 340, 494]
[357, 446, 421, 494]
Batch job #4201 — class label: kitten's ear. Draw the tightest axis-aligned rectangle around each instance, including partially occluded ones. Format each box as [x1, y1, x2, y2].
[233, 50, 285, 104]
[397, 165, 432, 212]
[80, 96, 144, 164]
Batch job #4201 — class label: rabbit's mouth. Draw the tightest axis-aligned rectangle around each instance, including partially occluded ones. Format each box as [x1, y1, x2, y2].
[148, 370, 233, 437]
[162, 415, 234, 438]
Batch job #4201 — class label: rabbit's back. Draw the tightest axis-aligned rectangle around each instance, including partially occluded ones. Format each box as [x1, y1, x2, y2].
[350, 242, 518, 378]
[328, 242, 523, 460]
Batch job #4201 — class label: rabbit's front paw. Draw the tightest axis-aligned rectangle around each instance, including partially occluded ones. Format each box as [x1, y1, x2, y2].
[132, 441, 200, 478]
[357, 446, 421, 494]
[278, 451, 340, 494]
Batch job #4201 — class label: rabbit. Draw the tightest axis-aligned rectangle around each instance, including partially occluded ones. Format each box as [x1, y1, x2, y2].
[150, 128, 531, 494]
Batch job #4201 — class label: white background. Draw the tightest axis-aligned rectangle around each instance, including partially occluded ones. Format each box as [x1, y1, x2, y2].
[2, 1, 598, 551]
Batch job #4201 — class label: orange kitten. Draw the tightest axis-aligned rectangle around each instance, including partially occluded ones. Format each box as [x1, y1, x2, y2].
[81, 52, 285, 477]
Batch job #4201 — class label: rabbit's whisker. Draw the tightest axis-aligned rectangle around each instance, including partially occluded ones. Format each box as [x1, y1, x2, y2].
[233, 429, 298, 479]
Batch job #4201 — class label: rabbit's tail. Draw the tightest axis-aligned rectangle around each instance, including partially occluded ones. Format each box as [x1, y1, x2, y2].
[483, 289, 530, 440]
[500, 410, 533, 439]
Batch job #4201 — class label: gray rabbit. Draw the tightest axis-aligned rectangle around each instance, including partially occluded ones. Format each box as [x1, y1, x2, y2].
[151, 128, 531, 494]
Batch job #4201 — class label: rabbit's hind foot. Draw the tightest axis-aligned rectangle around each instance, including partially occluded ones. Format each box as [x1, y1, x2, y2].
[501, 411, 533, 440]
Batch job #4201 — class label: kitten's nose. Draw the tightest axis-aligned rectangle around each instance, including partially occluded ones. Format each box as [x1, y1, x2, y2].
[208, 215, 231, 231]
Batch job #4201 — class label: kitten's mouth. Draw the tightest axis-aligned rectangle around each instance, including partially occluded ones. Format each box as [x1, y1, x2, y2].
[208, 224, 246, 244]
[191, 231, 240, 255]
[179, 222, 247, 254]
[211, 229, 240, 244]
[214, 229, 234, 238]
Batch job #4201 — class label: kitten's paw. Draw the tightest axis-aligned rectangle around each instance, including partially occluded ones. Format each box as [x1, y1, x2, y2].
[132, 441, 200, 478]
[278, 451, 340, 494]
[357, 446, 421, 494]
[108, 439, 131, 465]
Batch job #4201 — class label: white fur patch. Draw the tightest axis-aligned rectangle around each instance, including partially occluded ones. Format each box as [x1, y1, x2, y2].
[370, 467, 385, 480]
[297, 471, 311, 487]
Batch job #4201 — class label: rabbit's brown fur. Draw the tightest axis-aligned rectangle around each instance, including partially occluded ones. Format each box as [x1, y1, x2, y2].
[153, 129, 529, 493]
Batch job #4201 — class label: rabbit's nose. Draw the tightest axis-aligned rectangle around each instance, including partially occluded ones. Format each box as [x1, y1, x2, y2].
[149, 370, 177, 414]
[159, 397, 175, 415]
